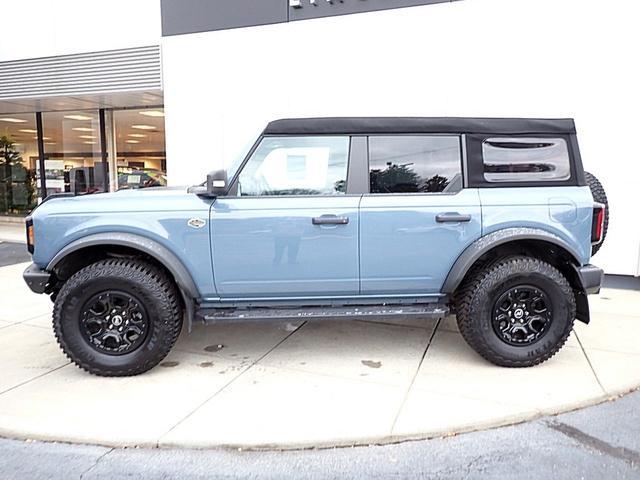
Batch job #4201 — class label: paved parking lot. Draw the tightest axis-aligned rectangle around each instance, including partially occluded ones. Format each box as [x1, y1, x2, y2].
[0, 257, 638, 449]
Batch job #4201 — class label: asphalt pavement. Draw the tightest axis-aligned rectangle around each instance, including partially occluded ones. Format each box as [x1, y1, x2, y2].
[0, 242, 30, 267]
[1, 388, 638, 480]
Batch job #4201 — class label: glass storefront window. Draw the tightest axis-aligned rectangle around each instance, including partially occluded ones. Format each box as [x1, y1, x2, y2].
[0, 113, 38, 215]
[113, 108, 166, 190]
[42, 111, 106, 195]
[0, 106, 167, 214]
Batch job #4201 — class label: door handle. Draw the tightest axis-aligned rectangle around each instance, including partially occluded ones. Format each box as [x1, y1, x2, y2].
[435, 212, 472, 223]
[312, 215, 349, 225]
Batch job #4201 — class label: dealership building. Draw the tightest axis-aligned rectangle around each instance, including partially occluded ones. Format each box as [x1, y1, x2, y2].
[0, 0, 637, 277]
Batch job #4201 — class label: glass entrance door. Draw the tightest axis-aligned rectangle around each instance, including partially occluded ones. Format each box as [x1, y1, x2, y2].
[112, 108, 166, 190]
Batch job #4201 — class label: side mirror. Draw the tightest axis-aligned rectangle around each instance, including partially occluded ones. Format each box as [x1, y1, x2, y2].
[205, 169, 228, 197]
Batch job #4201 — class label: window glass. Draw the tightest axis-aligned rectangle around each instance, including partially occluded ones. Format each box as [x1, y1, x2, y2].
[237, 136, 349, 196]
[0, 113, 38, 214]
[42, 111, 105, 195]
[369, 136, 462, 194]
[482, 137, 570, 182]
[113, 108, 166, 190]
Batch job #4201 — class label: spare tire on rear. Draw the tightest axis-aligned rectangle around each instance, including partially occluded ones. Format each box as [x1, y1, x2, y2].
[585, 171, 609, 256]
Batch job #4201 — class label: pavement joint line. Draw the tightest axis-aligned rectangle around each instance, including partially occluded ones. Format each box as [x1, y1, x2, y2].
[0, 362, 71, 397]
[0, 311, 52, 327]
[351, 317, 436, 331]
[0, 322, 49, 332]
[546, 420, 640, 468]
[79, 447, 114, 480]
[573, 329, 607, 395]
[389, 317, 442, 435]
[156, 320, 309, 446]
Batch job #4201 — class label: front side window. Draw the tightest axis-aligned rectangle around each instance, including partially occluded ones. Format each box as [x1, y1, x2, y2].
[368, 136, 462, 194]
[482, 137, 571, 182]
[237, 136, 349, 196]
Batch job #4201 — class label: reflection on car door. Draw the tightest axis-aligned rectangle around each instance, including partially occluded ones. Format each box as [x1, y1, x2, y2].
[209, 135, 360, 298]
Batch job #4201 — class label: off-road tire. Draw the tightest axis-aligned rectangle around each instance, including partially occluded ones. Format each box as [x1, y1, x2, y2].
[53, 259, 182, 376]
[585, 171, 609, 256]
[455, 256, 575, 367]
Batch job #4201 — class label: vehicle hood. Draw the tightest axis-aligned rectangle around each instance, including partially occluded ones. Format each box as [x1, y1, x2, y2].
[33, 187, 212, 216]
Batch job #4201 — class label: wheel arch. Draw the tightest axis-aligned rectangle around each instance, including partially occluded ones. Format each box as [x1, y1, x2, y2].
[47, 232, 198, 330]
[443, 228, 590, 324]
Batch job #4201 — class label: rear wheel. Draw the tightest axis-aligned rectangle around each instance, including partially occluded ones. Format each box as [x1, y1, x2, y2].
[53, 258, 183, 376]
[455, 256, 575, 367]
[585, 171, 609, 256]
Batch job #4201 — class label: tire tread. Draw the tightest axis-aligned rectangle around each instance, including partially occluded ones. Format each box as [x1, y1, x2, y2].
[53, 258, 182, 376]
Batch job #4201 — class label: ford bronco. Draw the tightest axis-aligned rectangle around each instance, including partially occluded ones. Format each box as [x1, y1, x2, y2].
[23, 117, 608, 376]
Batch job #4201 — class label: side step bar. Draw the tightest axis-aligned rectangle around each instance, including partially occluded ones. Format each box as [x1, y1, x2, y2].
[196, 304, 450, 324]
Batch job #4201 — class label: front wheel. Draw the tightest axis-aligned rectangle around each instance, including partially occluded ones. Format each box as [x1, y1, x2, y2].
[454, 257, 575, 367]
[53, 259, 183, 376]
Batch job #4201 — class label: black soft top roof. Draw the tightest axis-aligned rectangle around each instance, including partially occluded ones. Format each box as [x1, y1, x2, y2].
[264, 117, 576, 136]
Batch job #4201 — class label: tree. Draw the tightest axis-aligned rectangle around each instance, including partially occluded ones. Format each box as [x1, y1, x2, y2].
[422, 174, 449, 193]
[370, 163, 421, 193]
[0, 136, 35, 214]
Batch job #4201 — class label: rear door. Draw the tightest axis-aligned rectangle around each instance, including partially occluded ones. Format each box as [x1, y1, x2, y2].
[359, 135, 482, 295]
[210, 135, 361, 298]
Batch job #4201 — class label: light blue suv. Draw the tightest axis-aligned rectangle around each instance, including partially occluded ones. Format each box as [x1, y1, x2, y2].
[23, 118, 608, 376]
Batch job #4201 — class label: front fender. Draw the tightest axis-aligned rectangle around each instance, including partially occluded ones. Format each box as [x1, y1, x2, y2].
[47, 232, 200, 300]
[47, 232, 200, 332]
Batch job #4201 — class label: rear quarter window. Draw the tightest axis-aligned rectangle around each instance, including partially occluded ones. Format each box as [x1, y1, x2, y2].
[482, 137, 571, 183]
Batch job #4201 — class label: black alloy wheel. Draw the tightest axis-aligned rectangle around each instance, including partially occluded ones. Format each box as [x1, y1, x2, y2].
[80, 291, 150, 355]
[492, 285, 552, 346]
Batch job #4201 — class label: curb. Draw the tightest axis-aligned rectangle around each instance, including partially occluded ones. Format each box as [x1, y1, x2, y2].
[0, 385, 637, 452]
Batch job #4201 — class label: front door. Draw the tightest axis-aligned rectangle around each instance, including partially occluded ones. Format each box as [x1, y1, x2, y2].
[210, 135, 360, 298]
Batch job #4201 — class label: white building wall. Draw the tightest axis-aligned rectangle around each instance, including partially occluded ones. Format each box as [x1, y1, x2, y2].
[162, 0, 640, 276]
[0, 0, 161, 62]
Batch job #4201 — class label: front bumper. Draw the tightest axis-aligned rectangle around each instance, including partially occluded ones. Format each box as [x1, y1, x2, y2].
[577, 264, 604, 295]
[23, 263, 51, 294]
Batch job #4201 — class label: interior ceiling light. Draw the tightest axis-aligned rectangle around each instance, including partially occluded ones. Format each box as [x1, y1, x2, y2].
[19, 129, 37, 133]
[83, 141, 96, 145]
[72, 127, 94, 132]
[64, 114, 93, 121]
[78, 135, 96, 139]
[44, 142, 56, 146]
[33, 136, 52, 140]
[0, 117, 27, 123]
[125, 139, 140, 144]
[131, 124, 156, 130]
[128, 133, 147, 138]
[139, 110, 164, 117]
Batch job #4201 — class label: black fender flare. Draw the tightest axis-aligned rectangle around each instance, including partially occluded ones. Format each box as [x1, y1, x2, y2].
[47, 232, 198, 331]
[441, 227, 583, 294]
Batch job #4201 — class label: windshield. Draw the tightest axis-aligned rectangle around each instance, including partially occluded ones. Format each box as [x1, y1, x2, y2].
[226, 129, 262, 182]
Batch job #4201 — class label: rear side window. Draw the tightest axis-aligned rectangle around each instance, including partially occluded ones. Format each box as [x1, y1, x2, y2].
[482, 137, 571, 183]
[368, 136, 462, 194]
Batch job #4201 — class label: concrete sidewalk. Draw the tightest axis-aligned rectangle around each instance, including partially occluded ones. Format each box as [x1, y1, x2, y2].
[0, 221, 26, 244]
[0, 261, 638, 449]
[1, 389, 639, 479]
